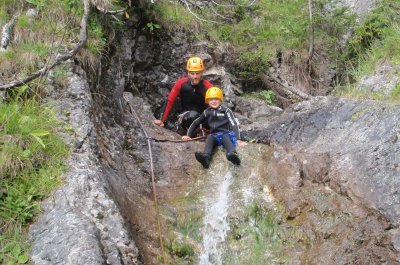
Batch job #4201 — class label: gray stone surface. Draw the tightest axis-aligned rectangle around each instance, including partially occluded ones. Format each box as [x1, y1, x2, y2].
[334, 0, 376, 18]
[29, 63, 141, 265]
[250, 96, 400, 262]
[358, 62, 400, 96]
[254, 96, 400, 224]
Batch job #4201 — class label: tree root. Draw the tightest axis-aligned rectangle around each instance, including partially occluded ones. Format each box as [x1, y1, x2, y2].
[261, 73, 311, 102]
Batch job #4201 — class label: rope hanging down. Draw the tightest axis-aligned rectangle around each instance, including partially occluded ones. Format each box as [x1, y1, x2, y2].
[123, 94, 168, 265]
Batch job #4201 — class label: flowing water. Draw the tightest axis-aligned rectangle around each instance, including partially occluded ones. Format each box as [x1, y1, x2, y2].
[165, 144, 289, 264]
[199, 169, 233, 264]
[196, 145, 280, 264]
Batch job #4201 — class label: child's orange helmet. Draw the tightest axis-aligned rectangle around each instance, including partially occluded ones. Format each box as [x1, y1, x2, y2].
[187, 57, 204, 72]
[205, 87, 224, 103]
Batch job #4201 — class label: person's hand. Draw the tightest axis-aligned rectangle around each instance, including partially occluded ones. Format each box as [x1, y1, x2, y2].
[237, 140, 248, 147]
[153, 120, 164, 127]
[182, 135, 191, 141]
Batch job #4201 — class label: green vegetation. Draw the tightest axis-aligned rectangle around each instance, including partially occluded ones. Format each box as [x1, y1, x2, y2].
[243, 90, 277, 105]
[224, 201, 288, 264]
[0, 0, 122, 84]
[152, 0, 355, 79]
[0, 98, 68, 265]
[165, 194, 203, 263]
[151, 0, 400, 102]
[336, 0, 400, 100]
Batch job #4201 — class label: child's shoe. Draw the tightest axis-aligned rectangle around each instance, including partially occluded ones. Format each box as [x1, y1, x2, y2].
[195, 152, 211, 169]
[226, 152, 241, 166]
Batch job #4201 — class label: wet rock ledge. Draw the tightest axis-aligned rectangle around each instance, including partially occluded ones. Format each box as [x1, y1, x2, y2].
[29, 62, 141, 265]
[250, 96, 400, 264]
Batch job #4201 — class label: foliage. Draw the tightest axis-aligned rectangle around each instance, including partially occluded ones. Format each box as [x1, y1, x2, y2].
[224, 201, 288, 264]
[335, 0, 400, 100]
[152, 1, 199, 31]
[152, 0, 355, 80]
[0, 0, 123, 84]
[165, 239, 195, 259]
[143, 22, 161, 32]
[243, 90, 277, 105]
[0, 99, 68, 265]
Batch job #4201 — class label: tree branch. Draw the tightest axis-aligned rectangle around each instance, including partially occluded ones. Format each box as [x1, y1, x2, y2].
[1, 14, 18, 51]
[180, 0, 221, 24]
[95, 7, 126, 15]
[308, 0, 314, 62]
[0, 0, 90, 91]
[261, 73, 310, 100]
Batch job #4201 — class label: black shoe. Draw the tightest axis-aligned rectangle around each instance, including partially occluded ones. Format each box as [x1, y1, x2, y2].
[227, 152, 241, 166]
[195, 152, 211, 169]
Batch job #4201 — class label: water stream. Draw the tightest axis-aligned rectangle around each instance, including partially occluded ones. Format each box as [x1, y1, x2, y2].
[165, 145, 285, 264]
[199, 169, 233, 264]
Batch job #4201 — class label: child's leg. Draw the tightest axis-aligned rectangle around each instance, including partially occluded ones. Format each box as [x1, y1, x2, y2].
[203, 135, 217, 156]
[221, 134, 241, 165]
[195, 135, 216, 169]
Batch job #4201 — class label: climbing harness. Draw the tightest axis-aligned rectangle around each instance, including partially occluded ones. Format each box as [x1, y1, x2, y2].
[212, 131, 237, 147]
[124, 94, 168, 265]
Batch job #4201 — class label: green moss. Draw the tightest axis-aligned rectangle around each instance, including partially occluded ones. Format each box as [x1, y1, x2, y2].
[16, 15, 30, 28]
[390, 83, 400, 99]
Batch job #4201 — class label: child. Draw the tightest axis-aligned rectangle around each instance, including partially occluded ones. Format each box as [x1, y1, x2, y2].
[182, 87, 246, 168]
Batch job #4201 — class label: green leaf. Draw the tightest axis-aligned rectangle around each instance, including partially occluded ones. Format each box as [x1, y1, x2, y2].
[30, 130, 50, 137]
[30, 134, 45, 148]
[1, 242, 15, 253]
[11, 244, 21, 257]
[18, 254, 29, 263]
[5, 258, 17, 265]
[22, 149, 32, 158]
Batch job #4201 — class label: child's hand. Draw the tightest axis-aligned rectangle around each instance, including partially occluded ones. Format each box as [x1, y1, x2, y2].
[182, 135, 191, 141]
[237, 140, 248, 147]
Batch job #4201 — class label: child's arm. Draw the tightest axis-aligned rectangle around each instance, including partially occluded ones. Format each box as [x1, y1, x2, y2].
[226, 108, 247, 146]
[226, 108, 240, 139]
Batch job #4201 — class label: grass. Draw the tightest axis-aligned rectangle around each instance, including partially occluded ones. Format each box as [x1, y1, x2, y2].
[242, 90, 277, 105]
[224, 201, 288, 264]
[0, 99, 68, 265]
[0, 0, 122, 84]
[335, 0, 400, 100]
[152, 0, 355, 80]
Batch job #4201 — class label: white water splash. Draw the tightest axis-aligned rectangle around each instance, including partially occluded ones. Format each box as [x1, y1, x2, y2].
[199, 170, 233, 265]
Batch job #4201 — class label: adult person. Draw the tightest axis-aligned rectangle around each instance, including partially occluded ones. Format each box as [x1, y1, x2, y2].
[153, 56, 213, 136]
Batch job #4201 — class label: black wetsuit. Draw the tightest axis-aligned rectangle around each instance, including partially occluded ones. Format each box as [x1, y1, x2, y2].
[187, 106, 240, 155]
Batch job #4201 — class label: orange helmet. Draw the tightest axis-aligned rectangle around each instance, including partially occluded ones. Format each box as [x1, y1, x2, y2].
[186, 56, 204, 72]
[205, 87, 224, 103]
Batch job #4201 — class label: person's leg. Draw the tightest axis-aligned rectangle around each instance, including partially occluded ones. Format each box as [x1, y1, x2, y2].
[222, 134, 240, 165]
[181, 111, 200, 135]
[195, 135, 216, 168]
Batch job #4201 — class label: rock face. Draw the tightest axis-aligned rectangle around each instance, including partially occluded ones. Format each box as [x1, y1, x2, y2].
[29, 62, 141, 265]
[335, 0, 376, 18]
[249, 96, 400, 263]
[28, 1, 400, 264]
[358, 62, 400, 96]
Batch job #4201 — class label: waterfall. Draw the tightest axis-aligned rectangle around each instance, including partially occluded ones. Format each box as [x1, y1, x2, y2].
[199, 169, 233, 265]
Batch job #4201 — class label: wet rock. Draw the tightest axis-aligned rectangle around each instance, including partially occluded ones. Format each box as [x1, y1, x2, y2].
[30, 62, 141, 265]
[234, 96, 283, 127]
[250, 96, 400, 262]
